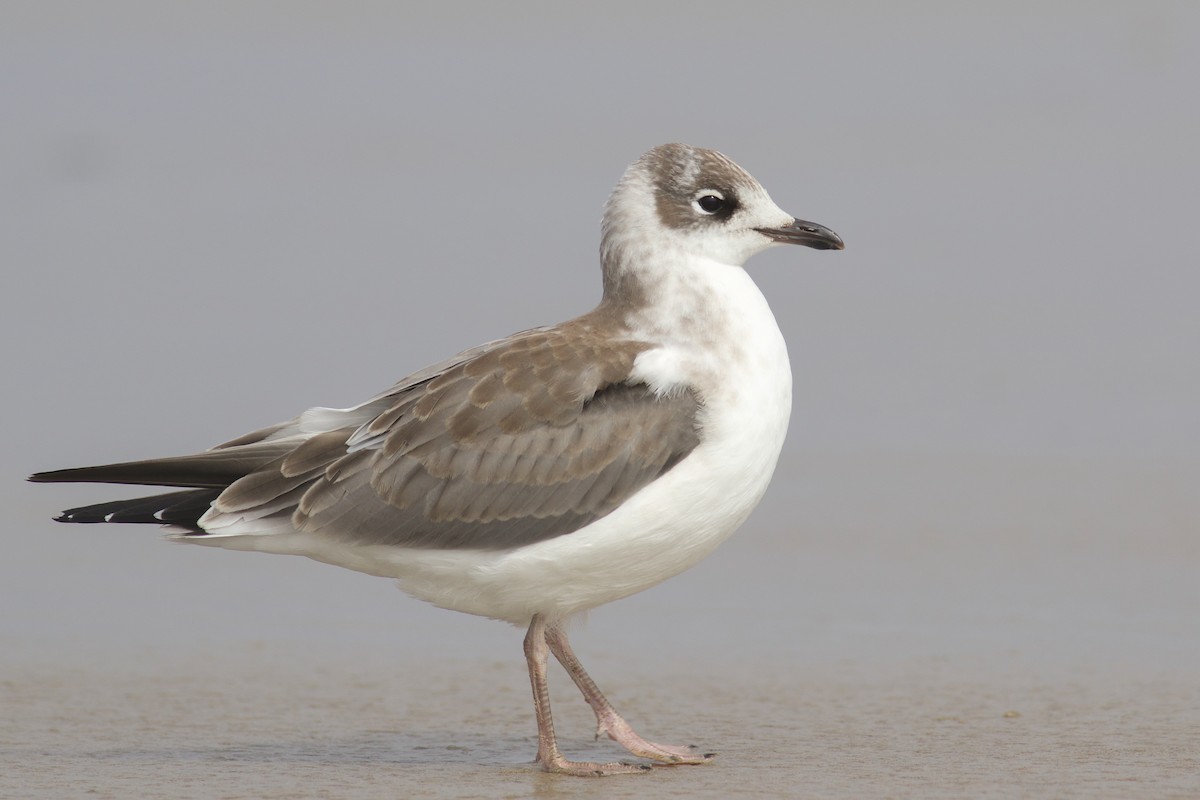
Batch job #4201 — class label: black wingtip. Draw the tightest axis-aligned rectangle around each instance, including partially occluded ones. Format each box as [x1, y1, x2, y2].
[47, 488, 221, 528]
[28, 468, 95, 484]
[28, 467, 112, 484]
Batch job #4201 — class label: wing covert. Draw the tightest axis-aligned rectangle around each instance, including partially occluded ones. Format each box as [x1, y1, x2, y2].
[283, 328, 701, 550]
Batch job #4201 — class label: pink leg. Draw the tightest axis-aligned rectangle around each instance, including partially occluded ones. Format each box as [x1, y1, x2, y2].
[544, 622, 715, 765]
[523, 615, 650, 776]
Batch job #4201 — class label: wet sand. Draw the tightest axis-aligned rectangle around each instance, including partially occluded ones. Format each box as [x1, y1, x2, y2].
[4, 643, 1197, 799]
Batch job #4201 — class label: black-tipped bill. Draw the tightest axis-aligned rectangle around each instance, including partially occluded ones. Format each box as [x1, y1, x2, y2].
[755, 218, 845, 250]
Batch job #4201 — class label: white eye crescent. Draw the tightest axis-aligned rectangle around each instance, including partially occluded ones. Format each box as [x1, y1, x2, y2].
[693, 192, 727, 215]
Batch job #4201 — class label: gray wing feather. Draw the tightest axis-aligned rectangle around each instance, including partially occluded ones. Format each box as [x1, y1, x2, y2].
[211, 324, 701, 551]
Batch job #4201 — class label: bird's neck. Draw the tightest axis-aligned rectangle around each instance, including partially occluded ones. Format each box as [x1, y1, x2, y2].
[597, 245, 769, 351]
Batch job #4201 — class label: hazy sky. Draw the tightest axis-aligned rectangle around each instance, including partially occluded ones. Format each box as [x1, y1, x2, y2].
[3, 3, 1196, 660]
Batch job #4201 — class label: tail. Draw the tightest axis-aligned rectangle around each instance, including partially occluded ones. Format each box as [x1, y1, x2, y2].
[29, 443, 292, 532]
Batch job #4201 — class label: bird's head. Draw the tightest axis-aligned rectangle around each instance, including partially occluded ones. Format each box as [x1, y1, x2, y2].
[600, 143, 844, 277]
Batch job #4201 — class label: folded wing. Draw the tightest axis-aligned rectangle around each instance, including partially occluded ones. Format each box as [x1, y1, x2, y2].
[34, 323, 702, 551]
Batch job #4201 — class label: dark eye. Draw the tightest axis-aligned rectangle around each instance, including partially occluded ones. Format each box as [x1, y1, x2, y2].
[696, 195, 726, 214]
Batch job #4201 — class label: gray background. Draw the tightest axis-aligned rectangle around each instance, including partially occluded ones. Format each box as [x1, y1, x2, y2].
[3, 3, 1197, 798]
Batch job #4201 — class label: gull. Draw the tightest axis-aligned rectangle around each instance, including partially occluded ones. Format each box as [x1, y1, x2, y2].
[30, 143, 843, 776]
